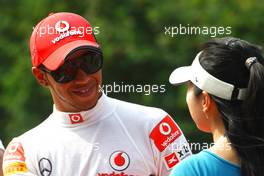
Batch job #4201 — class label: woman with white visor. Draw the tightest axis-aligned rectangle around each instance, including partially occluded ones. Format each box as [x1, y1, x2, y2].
[169, 37, 264, 176]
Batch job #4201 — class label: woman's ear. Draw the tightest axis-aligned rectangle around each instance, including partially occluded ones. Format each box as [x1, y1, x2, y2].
[201, 91, 212, 113]
[32, 67, 49, 87]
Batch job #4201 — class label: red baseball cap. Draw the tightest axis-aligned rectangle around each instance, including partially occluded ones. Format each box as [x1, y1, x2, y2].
[30, 12, 100, 71]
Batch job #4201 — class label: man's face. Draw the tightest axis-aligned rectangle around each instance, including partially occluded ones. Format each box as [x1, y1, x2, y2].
[46, 69, 102, 112]
[36, 49, 103, 112]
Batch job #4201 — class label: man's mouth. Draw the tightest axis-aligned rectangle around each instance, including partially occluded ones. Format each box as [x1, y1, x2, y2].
[72, 82, 97, 96]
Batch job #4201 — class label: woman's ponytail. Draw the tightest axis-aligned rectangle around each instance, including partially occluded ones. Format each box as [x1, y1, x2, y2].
[244, 57, 264, 118]
[199, 37, 264, 176]
[238, 57, 264, 176]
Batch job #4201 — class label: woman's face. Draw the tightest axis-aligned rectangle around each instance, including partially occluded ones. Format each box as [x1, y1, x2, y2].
[186, 82, 211, 132]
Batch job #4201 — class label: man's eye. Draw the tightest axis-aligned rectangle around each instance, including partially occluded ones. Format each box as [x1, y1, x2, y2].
[62, 66, 73, 76]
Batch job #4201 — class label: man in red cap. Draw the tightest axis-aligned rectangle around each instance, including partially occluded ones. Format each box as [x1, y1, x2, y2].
[3, 12, 191, 176]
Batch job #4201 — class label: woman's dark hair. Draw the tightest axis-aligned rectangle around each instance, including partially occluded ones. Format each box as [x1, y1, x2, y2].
[197, 37, 264, 176]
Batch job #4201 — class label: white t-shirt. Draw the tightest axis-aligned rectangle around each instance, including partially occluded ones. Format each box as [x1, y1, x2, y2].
[3, 94, 191, 176]
[0, 139, 4, 150]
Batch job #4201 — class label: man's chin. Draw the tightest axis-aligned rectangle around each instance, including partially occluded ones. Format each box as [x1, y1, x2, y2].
[75, 95, 101, 111]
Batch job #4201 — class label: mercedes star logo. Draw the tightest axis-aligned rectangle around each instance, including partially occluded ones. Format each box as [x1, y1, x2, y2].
[38, 158, 52, 176]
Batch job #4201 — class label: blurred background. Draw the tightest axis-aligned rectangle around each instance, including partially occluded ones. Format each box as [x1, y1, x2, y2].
[0, 0, 263, 152]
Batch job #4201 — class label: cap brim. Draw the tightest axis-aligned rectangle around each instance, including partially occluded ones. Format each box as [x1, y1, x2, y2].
[169, 66, 192, 85]
[42, 40, 99, 71]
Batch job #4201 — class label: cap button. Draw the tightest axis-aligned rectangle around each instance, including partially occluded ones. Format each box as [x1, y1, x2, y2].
[48, 12, 55, 16]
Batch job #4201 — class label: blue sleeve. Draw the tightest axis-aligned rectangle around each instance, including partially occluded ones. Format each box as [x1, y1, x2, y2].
[171, 150, 240, 176]
[170, 163, 191, 176]
[170, 156, 199, 176]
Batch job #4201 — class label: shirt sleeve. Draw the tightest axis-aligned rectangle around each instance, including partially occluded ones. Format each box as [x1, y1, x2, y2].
[170, 154, 200, 176]
[2, 139, 37, 176]
[149, 114, 192, 176]
[170, 160, 194, 176]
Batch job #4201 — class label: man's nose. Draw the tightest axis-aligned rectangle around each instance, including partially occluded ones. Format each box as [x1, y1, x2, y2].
[74, 68, 89, 83]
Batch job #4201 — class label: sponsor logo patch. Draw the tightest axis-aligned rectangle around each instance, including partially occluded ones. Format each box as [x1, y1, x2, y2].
[51, 20, 83, 44]
[97, 151, 136, 176]
[150, 115, 182, 152]
[55, 20, 70, 33]
[97, 172, 134, 176]
[163, 152, 179, 170]
[176, 143, 192, 160]
[3, 141, 28, 175]
[38, 158, 52, 176]
[69, 113, 84, 124]
[109, 151, 130, 171]
[3, 161, 27, 175]
[4, 142, 25, 162]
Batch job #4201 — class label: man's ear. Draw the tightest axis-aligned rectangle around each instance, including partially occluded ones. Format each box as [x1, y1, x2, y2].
[32, 67, 49, 87]
[201, 91, 212, 113]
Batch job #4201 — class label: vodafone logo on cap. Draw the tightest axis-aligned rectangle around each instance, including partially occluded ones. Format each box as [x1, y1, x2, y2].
[159, 122, 172, 135]
[51, 20, 83, 44]
[109, 151, 130, 171]
[55, 20, 70, 33]
[69, 114, 84, 124]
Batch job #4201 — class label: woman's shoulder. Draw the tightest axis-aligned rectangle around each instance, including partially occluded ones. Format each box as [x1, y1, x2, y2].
[171, 150, 208, 176]
[171, 150, 240, 176]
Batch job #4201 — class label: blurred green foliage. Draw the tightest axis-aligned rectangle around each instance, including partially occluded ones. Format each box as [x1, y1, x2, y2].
[0, 0, 263, 152]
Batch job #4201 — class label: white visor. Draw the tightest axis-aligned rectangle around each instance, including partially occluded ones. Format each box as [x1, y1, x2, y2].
[169, 51, 247, 100]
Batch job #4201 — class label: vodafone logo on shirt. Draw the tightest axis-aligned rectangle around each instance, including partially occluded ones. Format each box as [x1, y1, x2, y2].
[69, 114, 84, 124]
[159, 122, 172, 135]
[97, 172, 133, 176]
[109, 151, 130, 171]
[150, 115, 182, 152]
[97, 151, 134, 176]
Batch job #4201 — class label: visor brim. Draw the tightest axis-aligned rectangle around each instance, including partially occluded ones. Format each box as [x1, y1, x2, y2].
[169, 66, 192, 85]
[42, 40, 99, 71]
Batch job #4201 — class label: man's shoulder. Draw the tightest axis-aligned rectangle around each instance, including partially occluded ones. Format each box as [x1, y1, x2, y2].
[110, 96, 168, 122]
[11, 114, 53, 142]
[4, 115, 56, 162]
